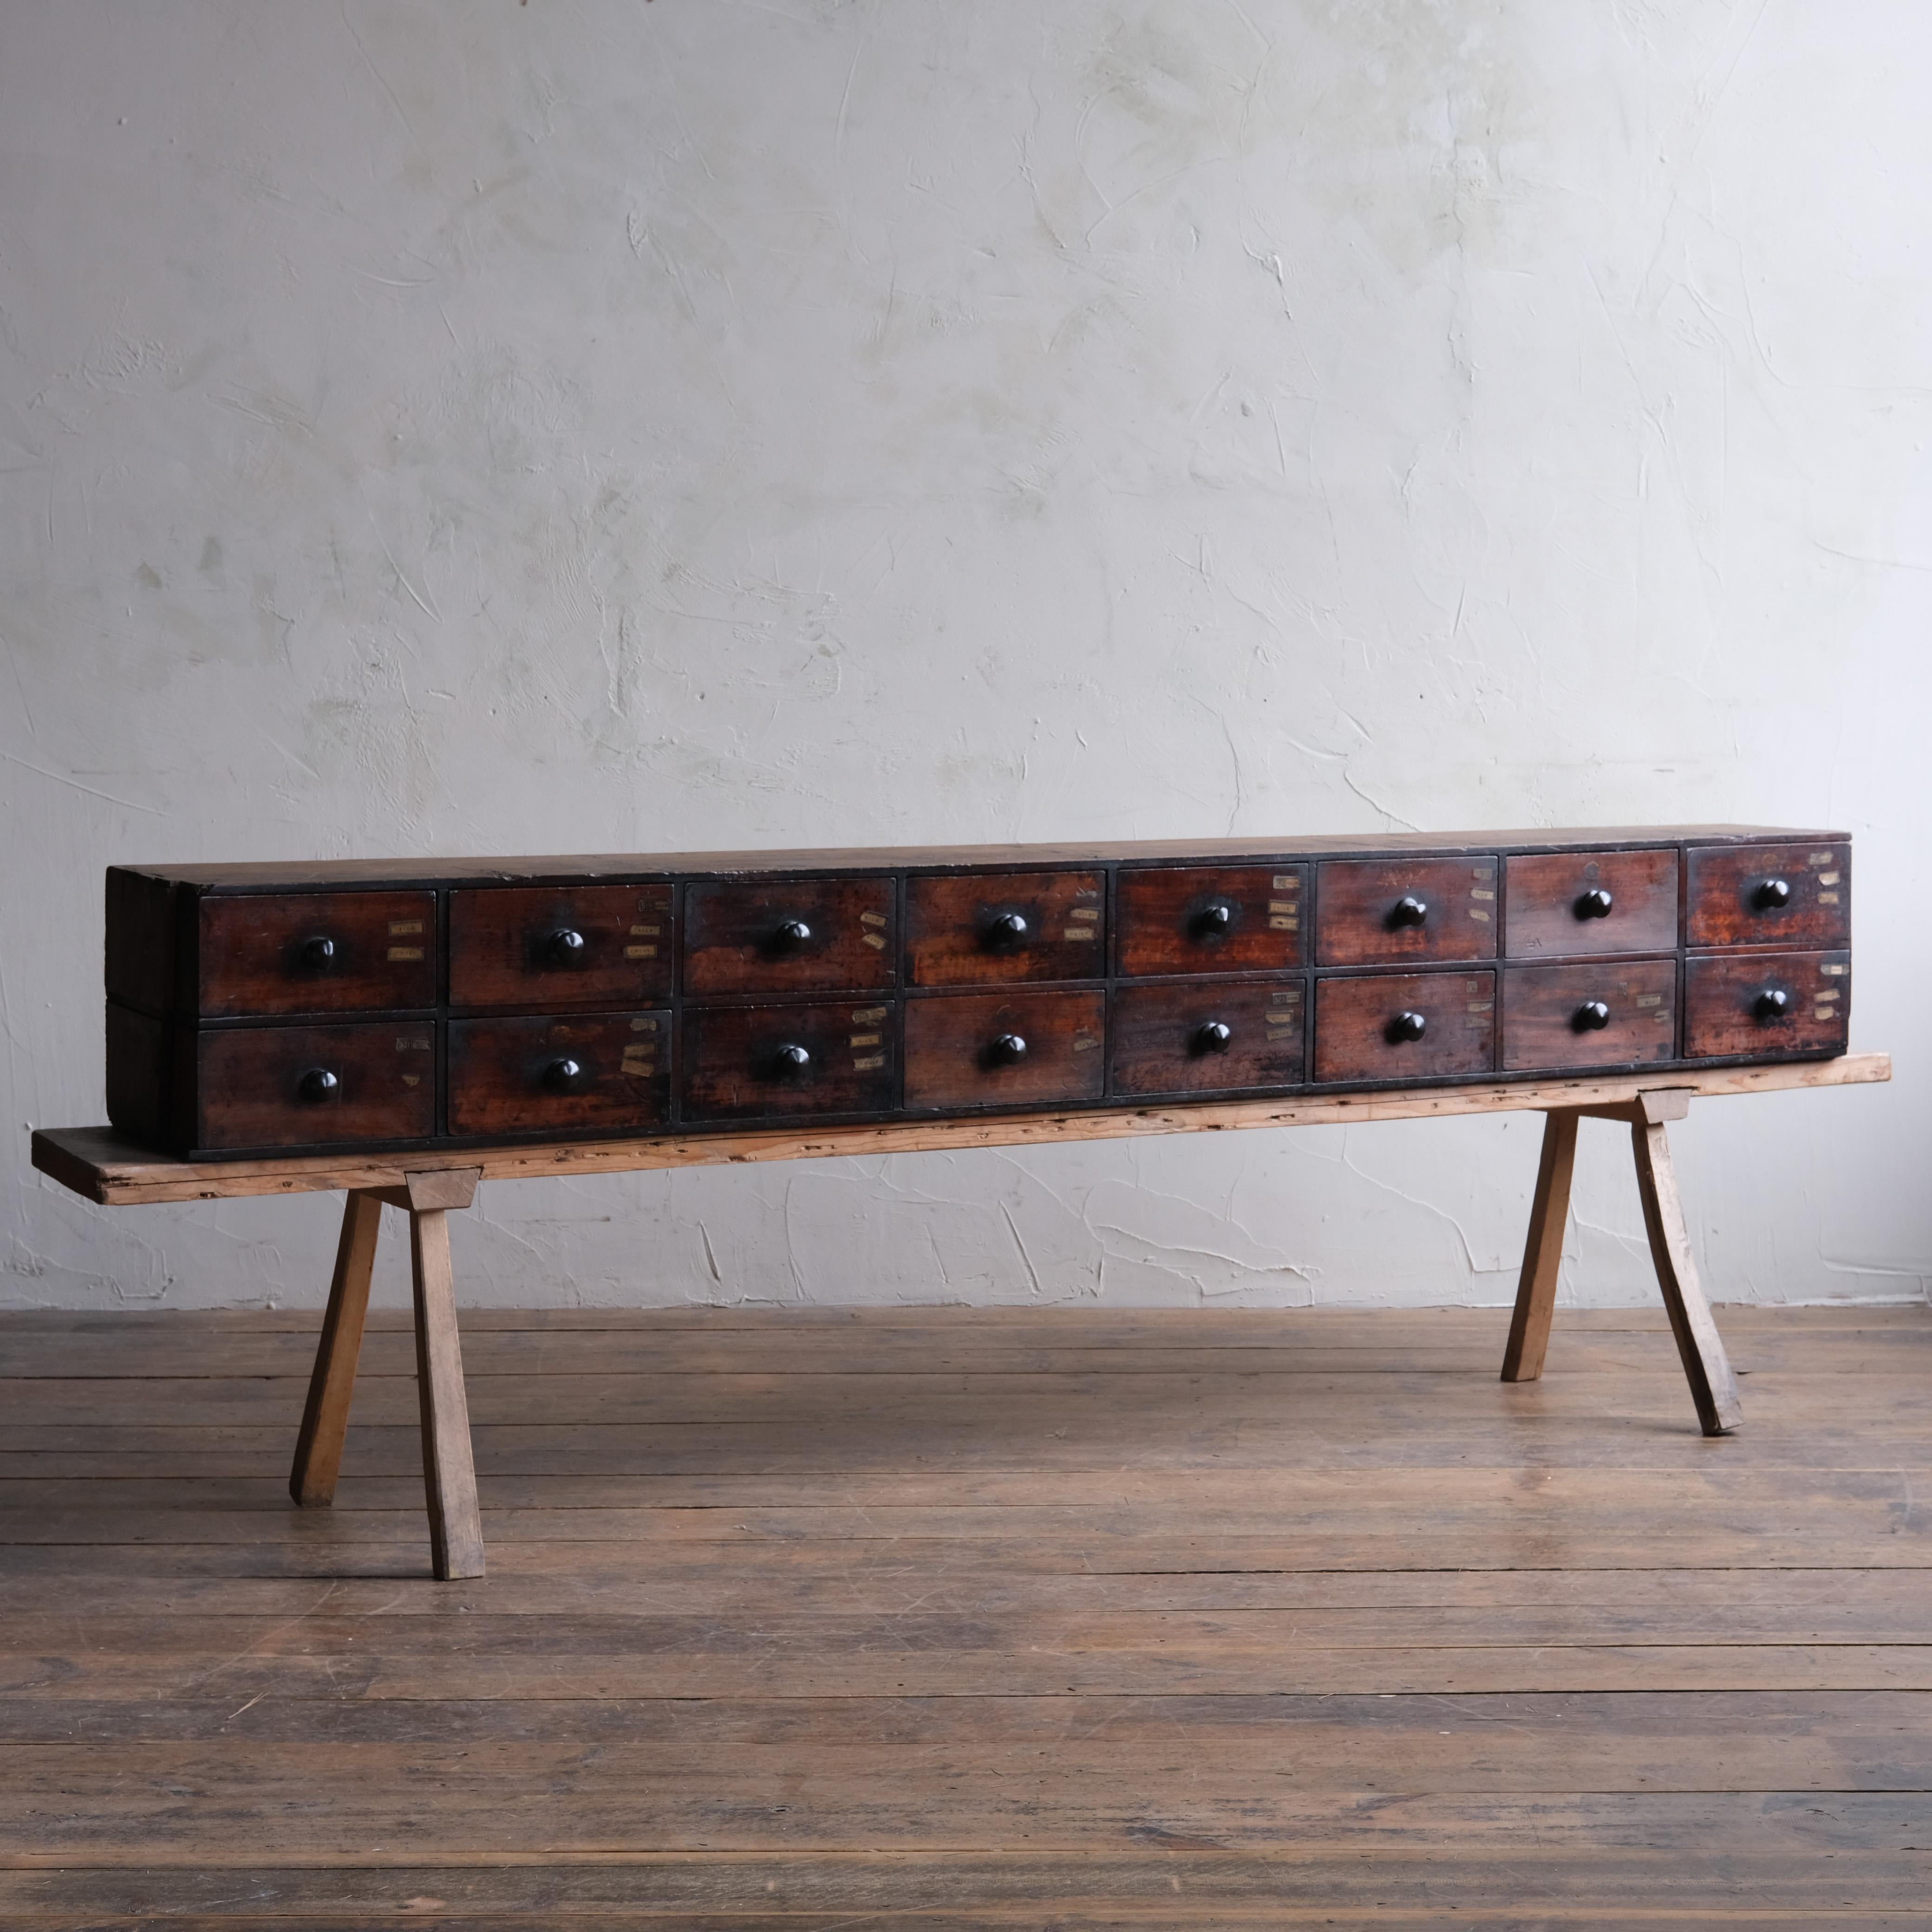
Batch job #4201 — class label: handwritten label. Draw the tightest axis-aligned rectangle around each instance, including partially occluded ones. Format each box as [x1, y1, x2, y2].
[386, 945, 424, 961]
[388, 919, 424, 937]
[624, 944, 657, 959]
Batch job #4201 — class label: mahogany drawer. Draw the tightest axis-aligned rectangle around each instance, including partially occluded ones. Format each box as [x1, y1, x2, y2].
[1504, 849, 1678, 959]
[193, 1021, 436, 1151]
[449, 885, 672, 1010]
[906, 870, 1104, 986]
[682, 878, 894, 995]
[1315, 859, 1497, 966]
[1111, 977, 1305, 1097]
[448, 1011, 669, 1137]
[1313, 971, 1496, 1083]
[196, 891, 436, 1018]
[1686, 842, 1849, 950]
[1116, 865, 1304, 976]
[1684, 950, 1849, 1059]
[903, 990, 1104, 1110]
[681, 1000, 896, 1121]
[1501, 959, 1676, 1072]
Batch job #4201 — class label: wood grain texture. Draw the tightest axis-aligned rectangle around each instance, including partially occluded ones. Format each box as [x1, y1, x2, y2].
[446, 1011, 670, 1137]
[195, 889, 437, 1018]
[102, 866, 178, 1017]
[680, 1000, 897, 1122]
[1115, 864, 1305, 975]
[3, 1302, 1930, 1921]
[1684, 949, 1851, 1059]
[447, 883, 672, 1010]
[904, 870, 1104, 986]
[408, 1207, 484, 1580]
[1685, 839, 1851, 949]
[1314, 857, 1498, 966]
[287, 1190, 382, 1507]
[1312, 971, 1496, 1083]
[902, 989, 1104, 1110]
[1500, 1108, 1578, 1383]
[1110, 975, 1305, 1097]
[191, 1021, 436, 1152]
[31, 1052, 1892, 1204]
[681, 877, 895, 995]
[1501, 957, 1677, 1071]
[1503, 848, 1679, 959]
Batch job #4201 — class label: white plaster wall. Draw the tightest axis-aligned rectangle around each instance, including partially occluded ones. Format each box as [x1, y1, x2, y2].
[3, 0, 1927, 1314]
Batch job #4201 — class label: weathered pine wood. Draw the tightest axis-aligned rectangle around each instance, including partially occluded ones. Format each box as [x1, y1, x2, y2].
[286, 1190, 383, 1507]
[1500, 1107, 1578, 1383]
[1631, 1115, 1744, 1435]
[36, 1052, 1888, 1207]
[407, 1207, 485, 1580]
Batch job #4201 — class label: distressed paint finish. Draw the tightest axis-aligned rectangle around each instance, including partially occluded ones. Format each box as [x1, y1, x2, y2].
[0, 3, 1927, 1311]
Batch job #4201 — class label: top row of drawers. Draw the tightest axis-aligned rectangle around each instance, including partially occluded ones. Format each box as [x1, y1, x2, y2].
[154, 841, 1849, 1019]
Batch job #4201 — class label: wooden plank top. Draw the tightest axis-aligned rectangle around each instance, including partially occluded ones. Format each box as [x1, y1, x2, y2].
[109, 825, 1846, 889]
[30, 1051, 1890, 1206]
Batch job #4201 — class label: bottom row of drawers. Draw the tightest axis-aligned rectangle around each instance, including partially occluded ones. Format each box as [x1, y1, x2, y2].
[159, 950, 1850, 1150]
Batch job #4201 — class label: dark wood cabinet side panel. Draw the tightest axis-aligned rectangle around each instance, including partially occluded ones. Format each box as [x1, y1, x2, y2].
[104, 869, 179, 1017]
[104, 1003, 170, 1145]
[1315, 859, 1499, 966]
[903, 990, 1105, 1110]
[1314, 972, 1497, 1083]
[448, 1012, 670, 1137]
[1503, 850, 1679, 959]
[197, 891, 438, 1018]
[1684, 950, 1850, 1059]
[906, 872, 1104, 986]
[1501, 959, 1677, 1072]
[1111, 977, 1306, 1097]
[449, 885, 672, 1010]
[1686, 841, 1850, 950]
[683, 879, 896, 995]
[682, 1000, 897, 1122]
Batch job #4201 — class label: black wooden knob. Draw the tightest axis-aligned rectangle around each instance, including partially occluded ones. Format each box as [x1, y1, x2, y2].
[771, 1041, 812, 1076]
[299, 935, 337, 972]
[1193, 901, 1236, 939]
[988, 1032, 1028, 1066]
[1390, 895, 1429, 928]
[543, 1056, 587, 1092]
[986, 910, 1030, 948]
[1575, 888, 1614, 920]
[297, 1067, 339, 1103]
[1194, 1020, 1233, 1054]
[546, 927, 587, 966]
[1388, 1011, 1428, 1043]
[1573, 999, 1612, 1031]
[1754, 878, 1792, 910]
[1755, 988, 1790, 1020]
[771, 918, 813, 953]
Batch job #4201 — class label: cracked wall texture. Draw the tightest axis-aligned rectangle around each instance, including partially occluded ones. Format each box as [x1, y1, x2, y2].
[2, 0, 1927, 1313]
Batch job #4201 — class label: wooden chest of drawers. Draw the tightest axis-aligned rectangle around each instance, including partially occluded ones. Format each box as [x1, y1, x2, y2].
[101, 827, 1852, 1157]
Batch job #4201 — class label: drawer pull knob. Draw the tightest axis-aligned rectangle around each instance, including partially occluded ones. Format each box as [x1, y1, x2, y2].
[987, 1032, 1028, 1066]
[1390, 895, 1429, 928]
[1754, 878, 1792, 910]
[771, 1041, 813, 1077]
[1573, 999, 1612, 1031]
[1755, 988, 1791, 1021]
[1194, 1019, 1234, 1054]
[299, 935, 338, 972]
[297, 1067, 339, 1103]
[1193, 901, 1236, 939]
[543, 1056, 587, 1093]
[1387, 1010, 1428, 1043]
[546, 927, 587, 966]
[770, 918, 813, 953]
[985, 910, 1030, 948]
[1574, 888, 1615, 920]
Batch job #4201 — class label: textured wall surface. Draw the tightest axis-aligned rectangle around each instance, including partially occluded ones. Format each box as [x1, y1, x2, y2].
[3, 1, 1927, 1312]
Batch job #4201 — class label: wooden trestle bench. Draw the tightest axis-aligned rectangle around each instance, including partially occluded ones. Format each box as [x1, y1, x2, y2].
[31, 1052, 1890, 1579]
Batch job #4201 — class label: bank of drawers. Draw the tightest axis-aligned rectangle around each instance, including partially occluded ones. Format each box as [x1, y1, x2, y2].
[102, 835, 1853, 1153]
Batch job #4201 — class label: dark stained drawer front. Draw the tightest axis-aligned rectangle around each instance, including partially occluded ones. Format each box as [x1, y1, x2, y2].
[1686, 841, 1849, 950]
[1111, 977, 1305, 1097]
[449, 886, 672, 1010]
[1315, 859, 1497, 966]
[1116, 866, 1304, 976]
[1685, 950, 1849, 1060]
[1314, 972, 1496, 1083]
[198, 892, 436, 1018]
[194, 1022, 435, 1150]
[682, 1000, 896, 1121]
[683, 879, 895, 995]
[448, 1012, 669, 1137]
[1504, 849, 1678, 959]
[904, 990, 1105, 1111]
[1501, 959, 1676, 1072]
[906, 871, 1104, 986]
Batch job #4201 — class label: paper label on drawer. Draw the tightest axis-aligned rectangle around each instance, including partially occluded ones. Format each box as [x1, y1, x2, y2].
[386, 946, 425, 961]
[861, 911, 887, 927]
[620, 1048, 655, 1073]
[1272, 875, 1299, 890]
[1470, 888, 1494, 901]
[388, 919, 424, 936]
[401, 1073, 421, 1086]
[624, 944, 658, 959]
[1818, 872, 1841, 886]
[853, 1006, 888, 1022]
[1268, 915, 1298, 931]
[1821, 963, 1847, 976]
[852, 1053, 886, 1071]
[1634, 994, 1664, 1008]
[1468, 909, 1490, 922]
[1072, 1032, 1099, 1052]
[1811, 851, 1834, 865]
[630, 1017, 658, 1032]
[1069, 904, 1099, 919]
[398, 1034, 431, 1050]
[1818, 892, 1840, 904]
[862, 932, 887, 949]
[1814, 987, 1840, 1002]
[630, 923, 661, 937]
[849, 1032, 881, 1047]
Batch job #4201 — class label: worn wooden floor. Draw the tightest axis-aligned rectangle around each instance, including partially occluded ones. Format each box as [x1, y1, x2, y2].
[2, 1300, 1931, 1927]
